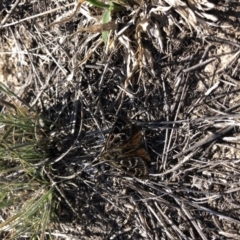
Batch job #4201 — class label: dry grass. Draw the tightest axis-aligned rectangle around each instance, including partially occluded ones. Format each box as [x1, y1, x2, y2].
[0, 0, 240, 239]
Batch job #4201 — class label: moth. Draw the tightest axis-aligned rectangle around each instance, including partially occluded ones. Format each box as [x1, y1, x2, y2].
[99, 118, 151, 178]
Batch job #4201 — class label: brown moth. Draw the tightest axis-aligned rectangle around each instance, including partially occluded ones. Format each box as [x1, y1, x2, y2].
[99, 118, 150, 178]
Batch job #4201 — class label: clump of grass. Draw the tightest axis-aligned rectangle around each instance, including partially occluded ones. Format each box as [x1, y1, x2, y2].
[0, 82, 57, 239]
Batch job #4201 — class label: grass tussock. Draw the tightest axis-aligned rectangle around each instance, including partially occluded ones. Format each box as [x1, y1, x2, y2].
[0, 82, 57, 239]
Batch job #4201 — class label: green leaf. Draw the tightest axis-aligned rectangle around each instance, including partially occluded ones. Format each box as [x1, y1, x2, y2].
[102, 8, 112, 44]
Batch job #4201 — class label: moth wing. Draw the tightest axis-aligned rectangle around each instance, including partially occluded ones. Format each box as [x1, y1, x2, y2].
[105, 117, 134, 149]
[119, 130, 143, 152]
[123, 147, 151, 162]
[118, 157, 149, 178]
